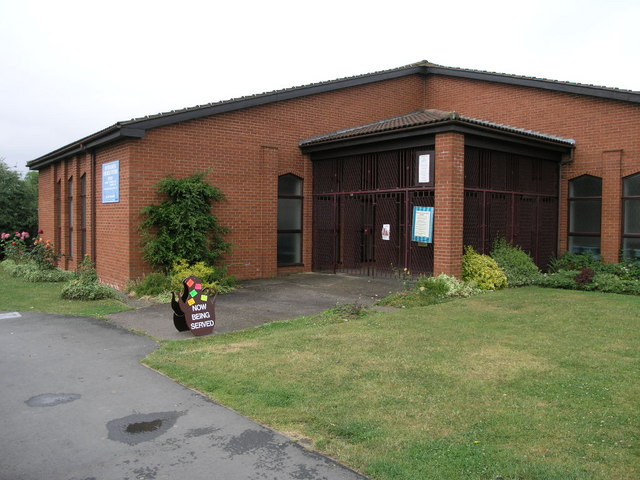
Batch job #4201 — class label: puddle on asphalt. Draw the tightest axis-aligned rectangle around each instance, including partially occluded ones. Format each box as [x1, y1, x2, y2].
[26, 393, 81, 407]
[107, 411, 183, 445]
[126, 419, 163, 434]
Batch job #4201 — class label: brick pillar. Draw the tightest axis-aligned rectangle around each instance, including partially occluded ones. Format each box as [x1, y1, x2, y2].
[433, 132, 465, 278]
[601, 150, 623, 263]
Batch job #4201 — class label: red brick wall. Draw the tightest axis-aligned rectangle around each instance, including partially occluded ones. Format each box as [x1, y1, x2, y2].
[424, 75, 640, 262]
[123, 75, 425, 288]
[433, 132, 465, 277]
[36, 71, 639, 288]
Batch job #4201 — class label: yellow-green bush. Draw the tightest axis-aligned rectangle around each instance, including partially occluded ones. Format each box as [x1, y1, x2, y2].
[170, 259, 220, 293]
[462, 246, 508, 290]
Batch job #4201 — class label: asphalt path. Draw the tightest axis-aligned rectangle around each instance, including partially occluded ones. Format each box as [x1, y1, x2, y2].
[0, 311, 368, 480]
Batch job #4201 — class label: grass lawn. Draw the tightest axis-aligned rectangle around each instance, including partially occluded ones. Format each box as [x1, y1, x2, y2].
[144, 287, 639, 479]
[0, 268, 130, 317]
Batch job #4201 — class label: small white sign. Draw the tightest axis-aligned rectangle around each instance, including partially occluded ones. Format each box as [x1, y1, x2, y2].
[381, 224, 390, 241]
[418, 154, 430, 183]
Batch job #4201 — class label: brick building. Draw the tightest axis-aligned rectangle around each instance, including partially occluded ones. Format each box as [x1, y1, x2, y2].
[28, 61, 640, 289]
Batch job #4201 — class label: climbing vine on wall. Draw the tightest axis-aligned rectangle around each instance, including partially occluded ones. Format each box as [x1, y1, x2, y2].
[140, 172, 230, 271]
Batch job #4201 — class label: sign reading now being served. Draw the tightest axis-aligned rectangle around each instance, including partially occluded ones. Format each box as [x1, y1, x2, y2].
[170, 275, 216, 336]
[102, 160, 120, 203]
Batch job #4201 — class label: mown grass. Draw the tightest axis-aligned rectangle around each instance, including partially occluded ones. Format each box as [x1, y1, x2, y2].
[144, 287, 640, 479]
[0, 268, 130, 317]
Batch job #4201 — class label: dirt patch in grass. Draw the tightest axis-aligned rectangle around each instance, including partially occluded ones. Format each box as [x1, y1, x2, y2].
[451, 345, 554, 382]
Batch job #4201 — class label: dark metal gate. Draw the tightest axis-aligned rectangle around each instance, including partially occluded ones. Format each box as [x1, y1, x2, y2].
[312, 148, 435, 277]
[463, 147, 559, 268]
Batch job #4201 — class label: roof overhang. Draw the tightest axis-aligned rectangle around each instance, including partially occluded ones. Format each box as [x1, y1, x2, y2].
[27, 126, 146, 170]
[29, 60, 631, 170]
[300, 110, 575, 161]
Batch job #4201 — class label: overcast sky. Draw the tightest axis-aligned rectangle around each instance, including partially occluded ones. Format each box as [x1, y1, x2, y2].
[1, 0, 638, 174]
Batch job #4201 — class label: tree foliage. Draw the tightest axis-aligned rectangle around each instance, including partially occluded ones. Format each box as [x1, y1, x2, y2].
[0, 159, 38, 238]
[140, 172, 230, 271]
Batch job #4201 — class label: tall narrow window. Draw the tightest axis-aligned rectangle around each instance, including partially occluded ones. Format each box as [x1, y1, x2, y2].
[278, 174, 303, 265]
[80, 174, 87, 258]
[55, 180, 61, 255]
[68, 177, 73, 259]
[623, 173, 640, 260]
[568, 175, 602, 256]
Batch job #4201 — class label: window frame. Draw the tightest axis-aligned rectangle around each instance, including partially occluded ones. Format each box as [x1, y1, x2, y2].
[277, 174, 303, 266]
[68, 176, 74, 259]
[567, 174, 602, 256]
[622, 172, 640, 260]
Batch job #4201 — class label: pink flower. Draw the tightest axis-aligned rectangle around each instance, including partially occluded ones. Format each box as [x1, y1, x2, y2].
[21, 232, 30, 239]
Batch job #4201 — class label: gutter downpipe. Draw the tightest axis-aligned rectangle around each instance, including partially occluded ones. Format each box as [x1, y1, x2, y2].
[558, 146, 575, 262]
[91, 150, 97, 266]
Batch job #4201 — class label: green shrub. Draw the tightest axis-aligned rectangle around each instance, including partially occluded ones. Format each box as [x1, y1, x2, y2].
[61, 278, 118, 300]
[60, 256, 118, 300]
[1, 259, 73, 282]
[549, 252, 600, 272]
[170, 259, 235, 295]
[131, 272, 172, 296]
[490, 238, 541, 286]
[597, 259, 640, 281]
[592, 273, 640, 295]
[462, 246, 507, 290]
[416, 273, 479, 298]
[537, 270, 580, 289]
[140, 172, 230, 271]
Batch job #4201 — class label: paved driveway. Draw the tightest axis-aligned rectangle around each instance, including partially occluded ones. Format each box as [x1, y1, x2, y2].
[0, 311, 368, 480]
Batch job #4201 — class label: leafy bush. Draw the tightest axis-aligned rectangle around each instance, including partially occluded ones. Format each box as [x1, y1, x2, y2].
[60, 257, 117, 300]
[61, 278, 118, 300]
[549, 252, 600, 272]
[462, 246, 507, 290]
[416, 273, 479, 298]
[1, 259, 73, 282]
[574, 267, 596, 286]
[130, 272, 172, 296]
[140, 172, 230, 271]
[490, 238, 541, 286]
[170, 259, 235, 295]
[537, 270, 580, 289]
[592, 273, 640, 295]
[29, 234, 59, 269]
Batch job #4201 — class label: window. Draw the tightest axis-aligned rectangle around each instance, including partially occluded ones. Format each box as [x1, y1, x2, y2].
[55, 180, 61, 255]
[623, 173, 640, 260]
[68, 177, 73, 259]
[278, 174, 303, 265]
[80, 174, 87, 258]
[568, 175, 601, 256]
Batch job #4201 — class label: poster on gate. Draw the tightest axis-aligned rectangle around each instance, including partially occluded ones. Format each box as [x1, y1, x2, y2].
[412, 206, 434, 243]
[381, 224, 390, 241]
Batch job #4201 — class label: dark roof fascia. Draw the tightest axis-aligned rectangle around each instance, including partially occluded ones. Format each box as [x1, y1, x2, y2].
[425, 66, 640, 104]
[301, 120, 573, 161]
[28, 127, 146, 170]
[123, 66, 428, 131]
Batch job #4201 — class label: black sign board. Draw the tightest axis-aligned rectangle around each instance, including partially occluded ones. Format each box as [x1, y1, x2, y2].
[170, 275, 216, 336]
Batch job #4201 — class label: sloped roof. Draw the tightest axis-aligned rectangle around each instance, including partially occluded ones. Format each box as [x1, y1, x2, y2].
[28, 60, 633, 169]
[299, 109, 576, 148]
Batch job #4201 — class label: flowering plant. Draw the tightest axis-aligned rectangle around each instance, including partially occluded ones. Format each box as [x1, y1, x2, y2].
[0, 231, 31, 262]
[30, 231, 59, 269]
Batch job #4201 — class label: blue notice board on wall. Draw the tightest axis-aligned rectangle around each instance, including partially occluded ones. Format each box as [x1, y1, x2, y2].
[102, 160, 120, 203]
[412, 206, 434, 243]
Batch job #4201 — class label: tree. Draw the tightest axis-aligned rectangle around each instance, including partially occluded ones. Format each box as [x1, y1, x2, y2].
[0, 158, 38, 237]
[140, 172, 230, 271]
